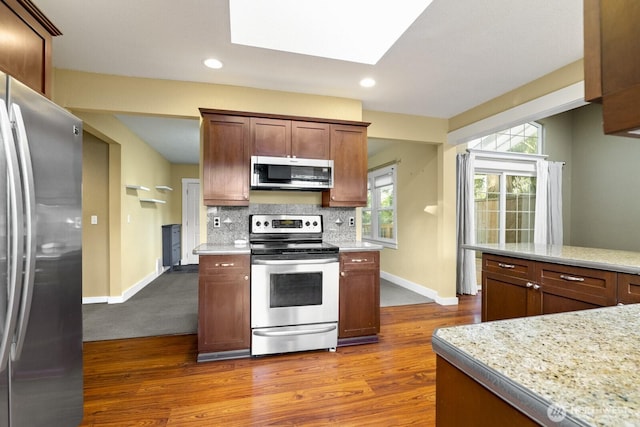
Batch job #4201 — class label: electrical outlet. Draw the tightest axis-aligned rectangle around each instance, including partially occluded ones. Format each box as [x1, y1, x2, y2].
[348, 217, 355, 226]
[213, 216, 221, 228]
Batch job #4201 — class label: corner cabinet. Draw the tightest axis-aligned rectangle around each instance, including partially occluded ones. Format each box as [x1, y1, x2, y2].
[201, 113, 251, 206]
[0, 0, 60, 97]
[322, 124, 368, 207]
[338, 251, 380, 346]
[197, 254, 250, 362]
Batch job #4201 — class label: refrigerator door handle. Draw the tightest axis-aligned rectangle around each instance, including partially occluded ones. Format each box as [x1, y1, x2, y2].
[9, 103, 36, 361]
[0, 100, 25, 371]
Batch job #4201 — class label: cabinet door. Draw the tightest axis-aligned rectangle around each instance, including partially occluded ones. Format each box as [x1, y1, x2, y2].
[339, 252, 380, 338]
[291, 121, 330, 159]
[482, 273, 540, 321]
[617, 273, 640, 304]
[202, 114, 250, 206]
[323, 124, 368, 207]
[481, 254, 539, 321]
[251, 117, 291, 157]
[0, 0, 56, 96]
[540, 292, 599, 315]
[198, 255, 250, 353]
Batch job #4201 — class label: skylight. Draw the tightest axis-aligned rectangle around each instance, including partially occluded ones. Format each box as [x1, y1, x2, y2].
[229, 0, 433, 65]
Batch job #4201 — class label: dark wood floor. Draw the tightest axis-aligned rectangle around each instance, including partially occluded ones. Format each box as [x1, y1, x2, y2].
[80, 295, 481, 426]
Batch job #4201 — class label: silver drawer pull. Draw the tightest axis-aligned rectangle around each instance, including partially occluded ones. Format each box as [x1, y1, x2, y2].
[351, 258, 368, 263]
[498, 263, 515, 269]
[560, 274, 585, 282]
[215, 262, 235, 267]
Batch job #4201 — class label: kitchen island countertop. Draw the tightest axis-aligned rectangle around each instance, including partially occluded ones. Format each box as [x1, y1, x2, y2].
[463, 242, 640, 274]
[433, 304, 640, 426]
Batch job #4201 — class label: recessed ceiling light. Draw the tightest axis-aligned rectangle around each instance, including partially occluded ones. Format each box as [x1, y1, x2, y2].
[360, 78, 376, 88]
[203, 58, 223, 69]
[230, 0, 433, 65]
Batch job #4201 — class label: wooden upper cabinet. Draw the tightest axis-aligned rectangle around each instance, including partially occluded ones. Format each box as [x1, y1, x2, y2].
[202, 114, 251, 206]
[251, 118, 292, 157]
[0, 0, 61, 97]
[322, 124, 368, 207]
[291, 121, 330, 159]
[584, 0, 640, 137]
[251, 118, 330, 159]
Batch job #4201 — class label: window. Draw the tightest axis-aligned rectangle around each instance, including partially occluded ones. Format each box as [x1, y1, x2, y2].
[468, 122, 543, 245]
[474, 171, 536, 245]
[468, 122, 542, 154]
[362, 164, 397, 248]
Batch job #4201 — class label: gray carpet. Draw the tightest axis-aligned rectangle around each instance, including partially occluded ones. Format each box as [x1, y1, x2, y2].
[82, 269, 198, 341]
[379, 278, 434, 307]
[82, 272, 432, 341]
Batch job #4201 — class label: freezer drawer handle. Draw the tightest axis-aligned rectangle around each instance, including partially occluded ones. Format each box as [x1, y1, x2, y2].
[560, 274, 585, 282]
[253, 325, 337, 337]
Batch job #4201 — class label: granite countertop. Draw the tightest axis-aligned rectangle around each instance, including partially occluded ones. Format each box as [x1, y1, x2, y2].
[432, 304, 640, 426]
[192, 243, 251, 255]
[463, 243, 640, 274]
[193, 241, 382, 255]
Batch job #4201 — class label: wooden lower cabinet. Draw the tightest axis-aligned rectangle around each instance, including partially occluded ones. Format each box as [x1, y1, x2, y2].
[617, 273, 640, 304]
[482, 253, 618, 322]
[197, 254, 250, 361]
[338, 251, 380, 346]
[436, 356, 539, 427]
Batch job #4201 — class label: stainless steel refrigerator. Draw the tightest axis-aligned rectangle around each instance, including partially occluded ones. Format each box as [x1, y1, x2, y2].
[0, 72, 83, 426]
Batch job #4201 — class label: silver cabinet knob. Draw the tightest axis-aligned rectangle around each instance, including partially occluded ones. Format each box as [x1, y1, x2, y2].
[532, 284, 540, 290]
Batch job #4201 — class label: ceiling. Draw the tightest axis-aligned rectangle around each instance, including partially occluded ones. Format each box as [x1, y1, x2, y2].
[34, 0, 584, 164]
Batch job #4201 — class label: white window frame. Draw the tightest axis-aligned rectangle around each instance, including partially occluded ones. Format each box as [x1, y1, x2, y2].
[363, 163, 398, 249]
[472, 149, 544, 244]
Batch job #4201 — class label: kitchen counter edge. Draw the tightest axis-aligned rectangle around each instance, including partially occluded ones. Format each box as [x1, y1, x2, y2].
[463, 243, 640, 274]
[192, 241, 383, 256]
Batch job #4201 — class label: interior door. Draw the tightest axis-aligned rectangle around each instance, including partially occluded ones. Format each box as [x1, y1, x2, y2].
[182, 179, 200, 265]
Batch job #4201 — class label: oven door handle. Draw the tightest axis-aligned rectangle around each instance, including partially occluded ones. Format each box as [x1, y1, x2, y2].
[253, 325, 337, 337]
[252, 258, 338, 266]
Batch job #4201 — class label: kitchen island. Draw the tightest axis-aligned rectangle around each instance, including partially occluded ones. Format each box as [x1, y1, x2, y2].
[433, 304, 640, 426]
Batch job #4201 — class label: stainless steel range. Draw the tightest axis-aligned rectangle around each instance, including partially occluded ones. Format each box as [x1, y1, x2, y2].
[250, 214, 339, 356]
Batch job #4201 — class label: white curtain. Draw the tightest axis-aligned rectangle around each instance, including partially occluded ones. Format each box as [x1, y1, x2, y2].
[456, 153, 477, 295]
[547, 162, 564, 245]
[534, 160, 563, 245]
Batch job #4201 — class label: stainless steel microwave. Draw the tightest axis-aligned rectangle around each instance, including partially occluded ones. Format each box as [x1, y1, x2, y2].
[250, 156, 334, 190]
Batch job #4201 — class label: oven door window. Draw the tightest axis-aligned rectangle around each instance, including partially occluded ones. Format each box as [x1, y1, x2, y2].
[270, 272, 322, 307]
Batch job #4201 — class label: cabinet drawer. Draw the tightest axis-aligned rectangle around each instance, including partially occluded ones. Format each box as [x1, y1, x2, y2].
[617, 273, 640, 304]
[200, 255, 249, 276]
[482, 255, 534, 280]
[537, 263, 617, 307]
[341, 251, 379, 270]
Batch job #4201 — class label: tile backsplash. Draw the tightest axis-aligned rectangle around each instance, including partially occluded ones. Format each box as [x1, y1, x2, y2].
[207, 204, 357, 244]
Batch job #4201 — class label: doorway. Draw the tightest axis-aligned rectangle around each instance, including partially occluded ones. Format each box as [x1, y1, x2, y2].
[182, 178, 200, 265]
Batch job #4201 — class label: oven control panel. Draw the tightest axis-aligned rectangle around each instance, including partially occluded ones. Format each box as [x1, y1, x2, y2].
[250, 214, 323, 234]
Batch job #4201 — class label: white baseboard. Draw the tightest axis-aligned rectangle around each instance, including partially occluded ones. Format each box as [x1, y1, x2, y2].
[380, 270, 459, 306]
[82, 296, 108, 304]
[82, 267, 169, 305]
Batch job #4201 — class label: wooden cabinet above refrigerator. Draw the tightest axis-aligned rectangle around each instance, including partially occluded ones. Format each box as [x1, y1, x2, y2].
[584, 0, 640, 138]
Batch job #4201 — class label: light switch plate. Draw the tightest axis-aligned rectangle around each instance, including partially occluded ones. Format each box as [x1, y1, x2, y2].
[91, 215, 98, 225]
